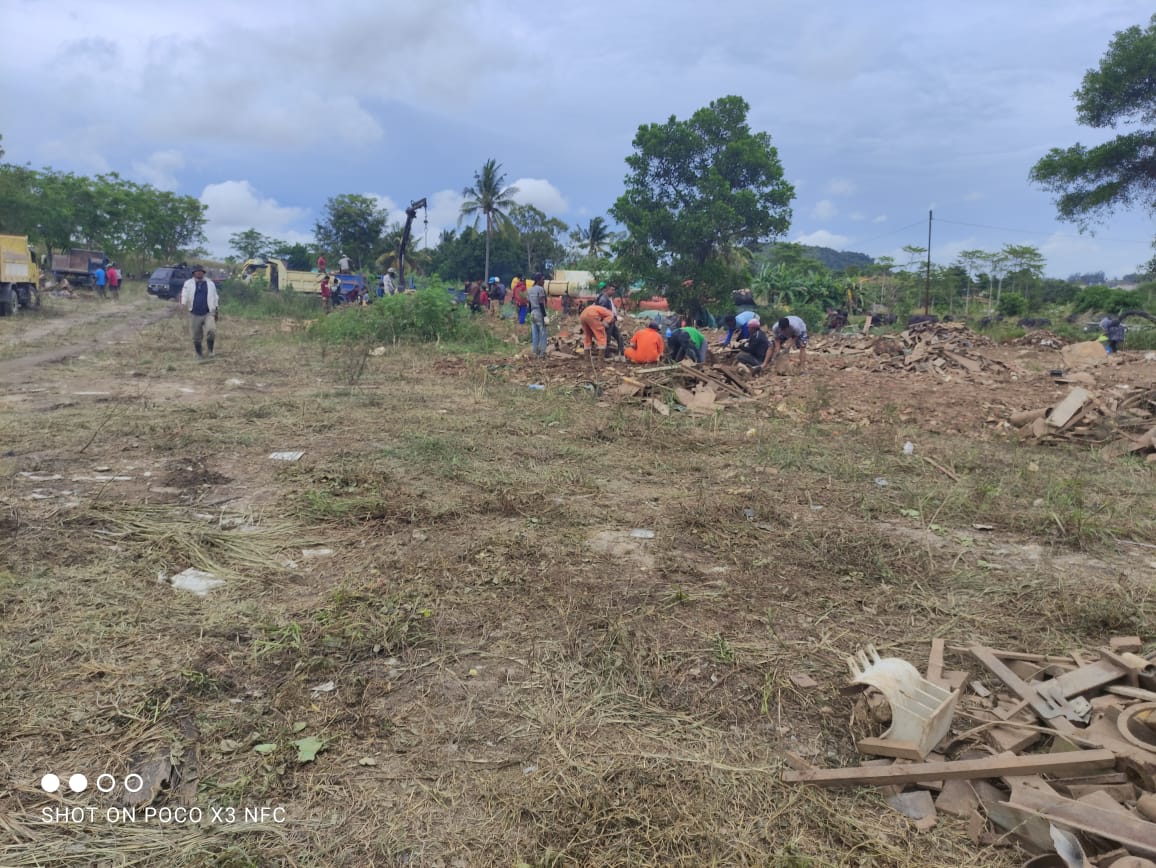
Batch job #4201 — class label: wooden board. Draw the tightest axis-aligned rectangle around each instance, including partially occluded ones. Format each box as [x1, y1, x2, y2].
[1009, 785, 1156, 857]
[781, 749, 1115, 787]
[1048, 386, 1091, 429]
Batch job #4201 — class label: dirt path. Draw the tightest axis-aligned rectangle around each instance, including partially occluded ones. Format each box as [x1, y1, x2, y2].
[0, 294, 178, 384]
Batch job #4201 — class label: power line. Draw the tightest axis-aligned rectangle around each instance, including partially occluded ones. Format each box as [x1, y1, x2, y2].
[852, 219, 927, 246]
[934, 216, 1152, 246]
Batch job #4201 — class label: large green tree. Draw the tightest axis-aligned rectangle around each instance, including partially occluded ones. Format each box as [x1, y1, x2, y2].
[1030, 15, 1156, 247]
[611, 95, 795, 307]
[314, 194, 388, 272]
[459, 159, 519, 282]
[229, 228, 274, 260]
[506, 203, 567, 276]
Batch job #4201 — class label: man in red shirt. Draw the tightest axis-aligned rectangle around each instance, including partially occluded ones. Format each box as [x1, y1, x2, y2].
[511, 274, 529, 324]
[106, 263, 121, 300]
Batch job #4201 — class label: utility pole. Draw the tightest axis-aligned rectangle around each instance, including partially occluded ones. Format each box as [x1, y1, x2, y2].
[923, 209, 932, 316]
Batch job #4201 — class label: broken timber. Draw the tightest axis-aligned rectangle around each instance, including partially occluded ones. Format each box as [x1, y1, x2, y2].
[782, 749, 1116, 788]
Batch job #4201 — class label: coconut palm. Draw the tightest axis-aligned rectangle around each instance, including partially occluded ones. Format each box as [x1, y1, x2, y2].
[459, 159, 519, 282]
[571, 216, 612, 257]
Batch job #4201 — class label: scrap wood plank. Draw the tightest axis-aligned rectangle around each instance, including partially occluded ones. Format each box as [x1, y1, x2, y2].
[1008, 785, 1156, 857]
[1047, 386, 1092, 429]
[969, 645, 1079, 731]
[781, 749, 1115, 787]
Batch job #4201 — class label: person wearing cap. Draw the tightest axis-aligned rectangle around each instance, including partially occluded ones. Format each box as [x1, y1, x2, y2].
[624, 321, 665, 364]
[720, 310, 758, 346]
[734, 317, 771, 375]
[180, 265, 220, 358]
[770, 315, 809, 371]
[382, 268, 397, 296]
[337, 252, 351, 273]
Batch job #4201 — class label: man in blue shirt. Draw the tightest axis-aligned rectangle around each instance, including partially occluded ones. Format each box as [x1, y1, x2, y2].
[93, 265, 107, 299]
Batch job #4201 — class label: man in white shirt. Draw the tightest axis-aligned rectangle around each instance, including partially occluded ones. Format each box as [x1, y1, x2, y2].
[179, 265, 220, 358]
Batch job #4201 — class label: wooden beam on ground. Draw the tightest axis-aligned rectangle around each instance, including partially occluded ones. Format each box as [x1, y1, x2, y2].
[781, 749, 1115, 788]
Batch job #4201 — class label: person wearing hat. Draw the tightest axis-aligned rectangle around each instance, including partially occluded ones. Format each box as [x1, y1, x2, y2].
[624, 320, 664, 364]
[179, 265, 219, 358]
[734, 317, 771, 375]
[337, 252, 351, 273]
[382, 268, 397, 296]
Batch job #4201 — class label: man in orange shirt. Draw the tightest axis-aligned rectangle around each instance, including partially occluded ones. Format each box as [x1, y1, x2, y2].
[580, 303, 615, 353]
[624, 321, 664, 363]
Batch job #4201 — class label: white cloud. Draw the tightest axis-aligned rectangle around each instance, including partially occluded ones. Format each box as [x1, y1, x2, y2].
[963, 191, 986, 202]
[793, 229, 850, 248]
[849, 212, 866, 221]
[200, 180, 310, 257]
[812, 199, 838, 219]
[132, 150, 185, 191]
[872, 215, 888, 224]
[827, 178, 857, 196]
[412, 189, 467, 249]
[510, 178, 569, 215]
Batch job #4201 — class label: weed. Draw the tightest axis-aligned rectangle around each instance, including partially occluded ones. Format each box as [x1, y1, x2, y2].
[712, 633, 736, 664]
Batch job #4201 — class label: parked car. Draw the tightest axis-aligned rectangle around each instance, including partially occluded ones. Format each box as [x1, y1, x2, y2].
[146, 265, 194, 300]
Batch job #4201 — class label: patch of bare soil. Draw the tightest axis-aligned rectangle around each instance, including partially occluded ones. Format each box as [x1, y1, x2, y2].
[0, 311, 1152, 866]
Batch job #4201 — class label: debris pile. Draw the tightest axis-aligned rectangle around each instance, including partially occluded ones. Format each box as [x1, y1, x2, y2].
[1010, 385, 1156, 460]
[813, 322, 1011, 378]
[615, 360, 754, 415]
[786, 640, 1156, 865]
[1014, 330, 1068, 349]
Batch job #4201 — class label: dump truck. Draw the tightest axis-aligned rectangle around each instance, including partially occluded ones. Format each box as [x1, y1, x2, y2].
[0, 234, 42, 315]
[239, 258, 321, 293]
[50, 248, 106, 287]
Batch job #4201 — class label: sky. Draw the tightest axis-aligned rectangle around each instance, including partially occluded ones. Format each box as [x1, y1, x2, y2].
[2, 0, 1154, 280]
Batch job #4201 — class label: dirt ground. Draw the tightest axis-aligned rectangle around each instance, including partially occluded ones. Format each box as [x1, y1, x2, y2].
[2, 289, 1154, 867]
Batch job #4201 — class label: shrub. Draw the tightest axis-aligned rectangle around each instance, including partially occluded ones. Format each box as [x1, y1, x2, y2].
[997, 292, 1027, 317]
[1072, 285, 1148, 315]
[309, 286, 493, 348]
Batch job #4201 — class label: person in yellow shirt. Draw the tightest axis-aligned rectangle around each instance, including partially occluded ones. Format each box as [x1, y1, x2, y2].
[624, 321, 664, 363]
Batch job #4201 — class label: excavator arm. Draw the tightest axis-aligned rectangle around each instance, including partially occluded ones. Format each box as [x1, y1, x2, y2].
[397, 198, 427, 288]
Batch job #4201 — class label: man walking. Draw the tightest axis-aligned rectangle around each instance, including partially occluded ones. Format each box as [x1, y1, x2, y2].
[106, 262, 121, 300]
[180, 265, 219, 358]
[93, 263, 107, 299]
[528, 272, 549, 358]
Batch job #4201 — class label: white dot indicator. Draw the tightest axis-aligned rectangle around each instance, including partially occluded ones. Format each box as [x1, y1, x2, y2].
[40, 773, 61, 793]
[68, 774, 88, 793]
[124, 774, 143, 793]
[96, 774, 116, 793]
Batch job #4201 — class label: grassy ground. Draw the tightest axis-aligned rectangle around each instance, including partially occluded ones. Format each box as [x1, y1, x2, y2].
[1, 297, 1154, 866]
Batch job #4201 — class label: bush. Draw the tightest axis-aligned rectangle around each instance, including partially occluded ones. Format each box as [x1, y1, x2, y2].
[219, 279, 322, 320]
[1072, 285, 1148, 315]
[997, 292, 1027, 317]
[309, 286, 495, 348]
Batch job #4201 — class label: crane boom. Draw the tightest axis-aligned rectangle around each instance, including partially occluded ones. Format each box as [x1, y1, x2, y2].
[398, 197, 427, 288]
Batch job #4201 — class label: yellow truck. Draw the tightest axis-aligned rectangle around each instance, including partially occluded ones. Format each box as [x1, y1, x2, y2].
[239, 258, 321, 294]
[0, 234, 41, 316]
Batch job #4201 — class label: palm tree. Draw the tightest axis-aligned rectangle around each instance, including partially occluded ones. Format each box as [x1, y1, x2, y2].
[459, 159, 519, 282]
[572, 216, 611, 257]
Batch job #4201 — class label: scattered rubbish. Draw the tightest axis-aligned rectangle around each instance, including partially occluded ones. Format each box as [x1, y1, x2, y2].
[358, 757, 377, 766]
[301, 547, 334, 558]
[168, 568, 225, 596]
[268, 451, 305, 461]
[789, 672, 819, 689]
[1009, 384, 1156, 459]
[225, 378, 244, 387]
[18, 472, 63, 482]
[874, 477, 889, 487]
[370, 346, 386, 356]
[742, 508, 756, 521]
[903, 441, 915, 455]
[629, 528, 656, 539]
[528, 383, 546, 390]
[847, 644, 958, 760]
[787, 636, 1156, 865]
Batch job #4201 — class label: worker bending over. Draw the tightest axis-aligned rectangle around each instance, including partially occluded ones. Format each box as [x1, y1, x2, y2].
[580, 303, 616, 355]
[625, 321, 664, 364]
[719, 310, 758, 346]
[770, 315, 809, 370]
[734, 317, 771, 375]
[667, 326, 707, 363]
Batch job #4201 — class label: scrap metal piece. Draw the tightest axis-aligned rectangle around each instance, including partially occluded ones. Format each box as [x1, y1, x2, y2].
[847, 644, 959, 760]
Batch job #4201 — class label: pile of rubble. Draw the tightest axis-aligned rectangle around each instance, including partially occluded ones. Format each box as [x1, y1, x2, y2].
[813, 322, 1011, 378]
[1010, 384, 1156, 461]
[1014, 330, 1069, 349]
[615, 359, 754, 415]
[787, 640, 1156, 866]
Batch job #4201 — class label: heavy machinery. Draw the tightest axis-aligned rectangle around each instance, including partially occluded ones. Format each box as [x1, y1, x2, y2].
[239, 258, 320, 293]
[50, 248, 106, 287]
[0, 234, 42, 315]
[396, 197, 427, 289]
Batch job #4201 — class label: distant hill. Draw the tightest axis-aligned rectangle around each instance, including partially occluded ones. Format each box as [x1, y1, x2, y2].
[798, 246, 873, 272]
[759, 243, 874, 272]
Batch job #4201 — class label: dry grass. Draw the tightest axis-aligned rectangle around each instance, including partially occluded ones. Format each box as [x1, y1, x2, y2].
[1, 311, 1153, 865]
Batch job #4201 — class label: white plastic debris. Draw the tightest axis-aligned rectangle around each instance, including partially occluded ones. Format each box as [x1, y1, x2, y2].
[902, 441, 915, 455]
[169, 568, 225, 596]
[301, 547, 334, 558]
[268, 451, 305, 461]
[629, 529, 656, 539]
